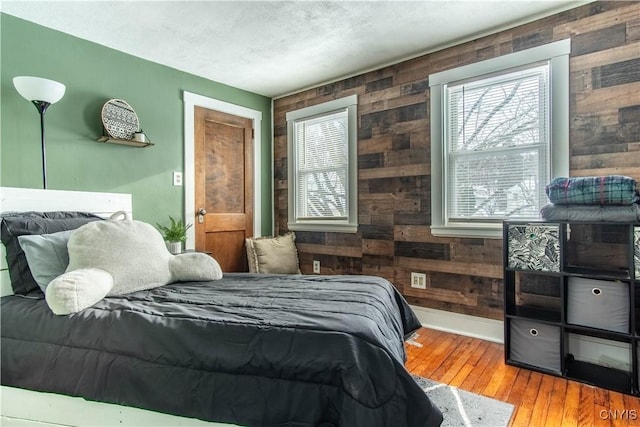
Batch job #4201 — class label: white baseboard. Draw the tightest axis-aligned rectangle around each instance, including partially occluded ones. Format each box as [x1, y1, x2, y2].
[410, 305, 504, 343]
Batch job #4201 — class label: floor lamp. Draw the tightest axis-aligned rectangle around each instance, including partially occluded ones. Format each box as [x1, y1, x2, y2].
[13, 76, 66, 190]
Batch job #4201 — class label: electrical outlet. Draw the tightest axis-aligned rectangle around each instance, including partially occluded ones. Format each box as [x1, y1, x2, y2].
[410, 272, 427, 289]
[173, 171, 183, 186]
[313, 260, 320, 274]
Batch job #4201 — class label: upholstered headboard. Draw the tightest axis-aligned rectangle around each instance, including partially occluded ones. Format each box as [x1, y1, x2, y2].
[0, 187, 132, 296]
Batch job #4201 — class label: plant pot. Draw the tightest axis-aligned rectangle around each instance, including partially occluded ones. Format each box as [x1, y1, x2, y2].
[166, 241, 182, 255]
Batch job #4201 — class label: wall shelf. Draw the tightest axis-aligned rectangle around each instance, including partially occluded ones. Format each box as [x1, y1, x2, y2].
[97, 136, 154, 148]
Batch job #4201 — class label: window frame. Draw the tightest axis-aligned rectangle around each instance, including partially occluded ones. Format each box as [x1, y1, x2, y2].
[286, 94, 358, 233]
[429, 39, 570, 239]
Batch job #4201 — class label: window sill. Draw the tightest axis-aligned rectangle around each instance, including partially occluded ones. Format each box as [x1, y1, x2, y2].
[288, 222, 358, 233]
[430, 225, 503, 239]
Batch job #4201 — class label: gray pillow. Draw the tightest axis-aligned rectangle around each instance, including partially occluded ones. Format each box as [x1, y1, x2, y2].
[0, 211, 102, 295]
[18, 229, 75, 292]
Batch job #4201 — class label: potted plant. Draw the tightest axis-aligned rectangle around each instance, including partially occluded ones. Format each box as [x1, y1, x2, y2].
[156, 216, 192, 254]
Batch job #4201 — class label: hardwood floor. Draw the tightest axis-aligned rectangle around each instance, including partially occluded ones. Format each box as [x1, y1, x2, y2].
[405, 327, 640, 427]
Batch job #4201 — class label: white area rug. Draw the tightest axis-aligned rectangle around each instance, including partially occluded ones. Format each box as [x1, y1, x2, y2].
[413, 375, 515, 427]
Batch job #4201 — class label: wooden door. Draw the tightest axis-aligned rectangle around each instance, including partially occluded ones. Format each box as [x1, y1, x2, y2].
[194, 106, 254, 272]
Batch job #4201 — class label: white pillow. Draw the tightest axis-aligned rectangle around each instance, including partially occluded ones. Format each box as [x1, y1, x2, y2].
[18, 229, 75, 292]
[46, 268, 113, 315]
[66, 218, 222, 296]
[170, 252, 223, 282]
[67, 219, 174, 295]
[46, 217, 223, 315]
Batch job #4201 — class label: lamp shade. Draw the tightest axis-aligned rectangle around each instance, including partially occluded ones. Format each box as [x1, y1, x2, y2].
[13, 76, 66, 104]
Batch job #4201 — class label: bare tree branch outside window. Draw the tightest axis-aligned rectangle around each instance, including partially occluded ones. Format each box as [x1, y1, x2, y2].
[296, 111, 348, 218]
[447, 65, 549, 221]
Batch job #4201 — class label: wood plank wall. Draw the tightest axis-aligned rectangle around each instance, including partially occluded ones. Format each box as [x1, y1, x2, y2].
[272, 1, 640, 320]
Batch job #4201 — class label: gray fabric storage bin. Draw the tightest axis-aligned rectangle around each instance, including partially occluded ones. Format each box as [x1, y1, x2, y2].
[507, 224, 560, 272]
[509, 318, 561, 374]
[567, 277, 629, 333]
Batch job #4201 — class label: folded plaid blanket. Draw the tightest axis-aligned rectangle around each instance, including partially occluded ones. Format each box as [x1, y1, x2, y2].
[546, 176, 639, 205]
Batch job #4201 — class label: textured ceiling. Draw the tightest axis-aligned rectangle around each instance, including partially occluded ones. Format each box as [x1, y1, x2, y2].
[2, 1, 586, 97]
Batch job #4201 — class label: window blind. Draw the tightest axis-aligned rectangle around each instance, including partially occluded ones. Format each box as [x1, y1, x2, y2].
[445, 64, 550, 221]
[294, 109, 348, 219]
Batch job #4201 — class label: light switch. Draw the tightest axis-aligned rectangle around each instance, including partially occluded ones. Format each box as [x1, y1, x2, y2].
[173, 171, 183, 186]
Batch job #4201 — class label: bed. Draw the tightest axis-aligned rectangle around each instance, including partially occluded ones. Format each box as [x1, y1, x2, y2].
[0, 187, 442, 427]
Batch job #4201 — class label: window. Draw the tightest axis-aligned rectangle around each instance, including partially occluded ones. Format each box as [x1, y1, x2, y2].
[430, 39, 570, 238]
[286, 95, 358, 233]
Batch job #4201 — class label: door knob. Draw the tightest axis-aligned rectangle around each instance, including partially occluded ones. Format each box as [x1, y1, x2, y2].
[198, 208, 206, 223]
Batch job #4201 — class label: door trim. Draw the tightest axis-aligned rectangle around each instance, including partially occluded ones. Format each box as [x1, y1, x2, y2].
[183, 91, 263, 249]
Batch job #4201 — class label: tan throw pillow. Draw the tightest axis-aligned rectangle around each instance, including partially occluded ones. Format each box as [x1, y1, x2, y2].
[246, 238, 258, 273]
[245, 233, 300, 274]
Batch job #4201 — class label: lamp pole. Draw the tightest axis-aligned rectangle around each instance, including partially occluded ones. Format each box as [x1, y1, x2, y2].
[32, 100, 51, 189]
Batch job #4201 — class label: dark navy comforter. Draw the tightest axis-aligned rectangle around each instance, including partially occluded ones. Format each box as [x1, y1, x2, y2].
[1, 273, 442, 427]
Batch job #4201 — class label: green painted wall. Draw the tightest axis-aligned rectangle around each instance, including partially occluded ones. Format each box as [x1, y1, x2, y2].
[1, 14, 272, 234]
